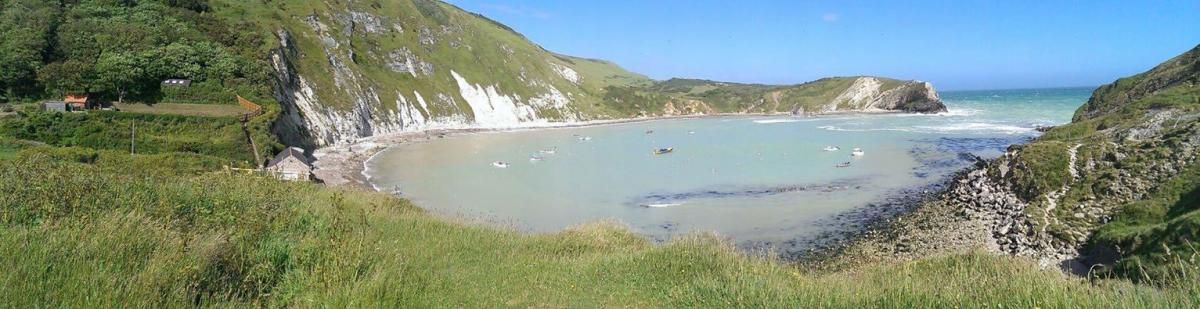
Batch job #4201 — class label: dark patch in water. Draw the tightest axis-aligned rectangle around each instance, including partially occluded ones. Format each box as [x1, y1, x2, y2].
[745, 182, 949, 259]
[743, 136, 1034, 258]
[924, 136, 1031, 154]
[907, 136, 1030, 178]
[630, 177, 869, 207]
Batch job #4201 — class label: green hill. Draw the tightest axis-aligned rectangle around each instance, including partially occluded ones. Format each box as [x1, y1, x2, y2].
[213, 0, 945, 146]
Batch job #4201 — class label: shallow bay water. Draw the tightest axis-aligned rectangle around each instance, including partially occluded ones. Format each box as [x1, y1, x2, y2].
[365, 88, 1089, 251]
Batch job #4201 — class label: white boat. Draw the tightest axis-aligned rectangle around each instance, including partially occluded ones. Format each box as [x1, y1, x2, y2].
[823, 146, 840, 152]
[653, 147, 674, 155]
[851, 148, 865, 156]
[578, 136, 593, 141]
[538, 148, 557, 155]
[835, 162, 852, 168]
[529, 156, 544, 162]
[491, 161, 510, 168]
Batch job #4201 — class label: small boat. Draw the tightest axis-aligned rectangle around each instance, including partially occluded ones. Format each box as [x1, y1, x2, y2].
[835, 162, 852, 168]
[688, 131, 696, 134]
[823, 146, 840, 152]
[538, 148, 557, 155]
[851, 148, 865, 156]
[491, 161, 510, 168]
[645, 130, 655, 134]
[578, 136, 593, 141]
[653, 147, 674, 155]
[529, 156, 544, 162]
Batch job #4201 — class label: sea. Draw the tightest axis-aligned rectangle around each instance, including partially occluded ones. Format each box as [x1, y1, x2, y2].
[364, 87, 1089, 253]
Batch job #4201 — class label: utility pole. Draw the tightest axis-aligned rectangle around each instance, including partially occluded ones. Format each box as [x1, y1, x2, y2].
[130, 121, 135, 155]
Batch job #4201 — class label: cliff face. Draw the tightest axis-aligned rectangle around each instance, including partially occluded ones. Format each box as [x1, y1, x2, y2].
[217, 0, 945, 147]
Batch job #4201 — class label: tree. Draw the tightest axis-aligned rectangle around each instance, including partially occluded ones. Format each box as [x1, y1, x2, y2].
[0, 0, 59, 98]
[0, 30, 42, 97]
[94, 51, 145, 103]
[37, 60, 95, 95]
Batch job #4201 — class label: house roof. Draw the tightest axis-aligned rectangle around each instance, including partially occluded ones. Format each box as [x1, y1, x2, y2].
[267, 147, 311, 167]
[162, 79, 191, 86]
[64, 94, 89, 104]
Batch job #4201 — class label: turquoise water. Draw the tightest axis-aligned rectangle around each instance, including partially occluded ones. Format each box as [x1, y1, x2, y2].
[365, 88, 1089, 251]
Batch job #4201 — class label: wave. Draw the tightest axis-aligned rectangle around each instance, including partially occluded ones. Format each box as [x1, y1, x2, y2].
[816, 125, 917, 133]
[913, 123, 1034, 134]
[753, 118, 802, 124]
[818, 122, 1036, 135]
[889, 107, 979, 118]
[938, 108, 980, 117]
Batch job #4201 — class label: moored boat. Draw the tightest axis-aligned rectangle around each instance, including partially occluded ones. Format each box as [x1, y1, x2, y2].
[823, 146, 840, 151]
[851, 148, 865, 156]
[653, 147, 674, 155]
[492, 161, 510, 168]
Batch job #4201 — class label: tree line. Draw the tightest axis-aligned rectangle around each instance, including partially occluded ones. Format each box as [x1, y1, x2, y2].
[0, 0, 272, 104]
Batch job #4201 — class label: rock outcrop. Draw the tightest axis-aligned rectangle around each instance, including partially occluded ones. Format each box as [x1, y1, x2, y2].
[868, 81, 947, 113]
[818, 77, 946, 114]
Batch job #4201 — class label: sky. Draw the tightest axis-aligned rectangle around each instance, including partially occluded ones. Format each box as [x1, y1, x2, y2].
[445, 0, 1200, 91]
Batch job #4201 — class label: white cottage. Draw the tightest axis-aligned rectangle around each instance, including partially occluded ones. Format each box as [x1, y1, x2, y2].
[266, 147, 312, 181]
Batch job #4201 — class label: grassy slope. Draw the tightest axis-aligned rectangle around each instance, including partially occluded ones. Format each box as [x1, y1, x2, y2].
[0, 153, 1195, 307]
[111, 103, 248, 117]
[639, 76, 911, 114]
[209, 0, 650, 120]
[0, 109, 279, 166]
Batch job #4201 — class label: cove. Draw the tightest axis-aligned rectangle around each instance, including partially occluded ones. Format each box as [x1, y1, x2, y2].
[364, 88, 1088, 253]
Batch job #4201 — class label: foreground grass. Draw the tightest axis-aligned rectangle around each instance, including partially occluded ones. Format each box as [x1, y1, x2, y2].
[1, 156, 1197, 307]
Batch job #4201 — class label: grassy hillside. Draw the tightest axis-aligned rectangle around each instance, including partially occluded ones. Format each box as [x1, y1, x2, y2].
[840, 44, 1200, 283]
[210, 0, 646, 117]
[0, 107, 279, 166]
[0, 151, 1196, 307]
[1005, 47, 1200, 281]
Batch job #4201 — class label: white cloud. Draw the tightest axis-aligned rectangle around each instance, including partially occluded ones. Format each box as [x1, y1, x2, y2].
[822, 13, 840, 22]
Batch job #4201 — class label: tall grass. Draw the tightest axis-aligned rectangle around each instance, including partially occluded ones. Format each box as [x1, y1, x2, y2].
[0, 155, 1196, 307]
[0, 109, 279, 165]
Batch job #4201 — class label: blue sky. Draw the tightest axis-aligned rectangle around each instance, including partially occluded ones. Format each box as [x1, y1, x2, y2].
[445, 1, 1200, 91]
